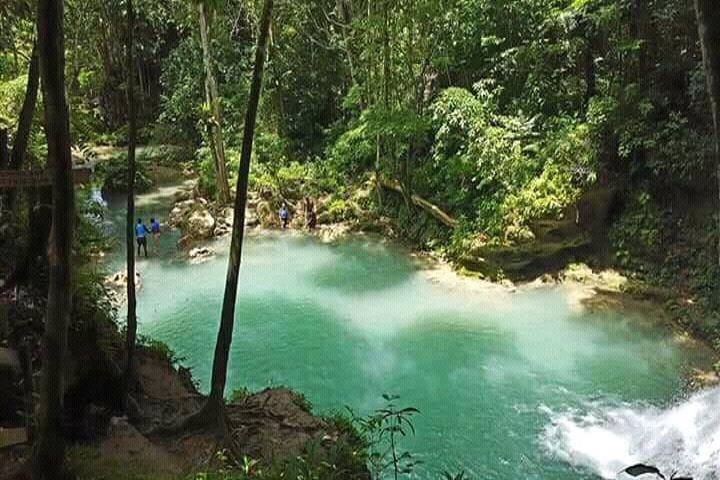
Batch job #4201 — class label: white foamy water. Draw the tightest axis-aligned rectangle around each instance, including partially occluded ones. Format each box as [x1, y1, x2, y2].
[542, 386, 720, 479]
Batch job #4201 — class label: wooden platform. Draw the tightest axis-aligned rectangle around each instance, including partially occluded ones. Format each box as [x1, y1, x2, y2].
[0, 167, 92, 189]
[0, 427, 27, 449]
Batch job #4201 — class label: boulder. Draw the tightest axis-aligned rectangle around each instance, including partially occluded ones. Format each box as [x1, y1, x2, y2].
[106, 270, 142, 292]
[255, 200, 278, 228]
[459, 234, 593, 281]
[173, 189, 193, 202]
[186, 208, 216, 239]
[168, 199, 197, 227]
[189, 246, 215, 263]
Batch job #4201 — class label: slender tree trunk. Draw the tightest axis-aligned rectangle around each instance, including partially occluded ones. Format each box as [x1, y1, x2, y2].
[6, 41, 41, 212]
[32, 0, 75, 477]
[198, 2, 231, 205]
[694, 0, 720, 266]
[200, 0, 274, 423]
[123, 0, 138, 413]
[11, 41, 40, 171]
[0, 129, 8, 169]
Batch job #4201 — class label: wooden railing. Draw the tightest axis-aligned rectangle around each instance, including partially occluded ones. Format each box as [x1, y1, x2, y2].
[0, 167, 92, 189]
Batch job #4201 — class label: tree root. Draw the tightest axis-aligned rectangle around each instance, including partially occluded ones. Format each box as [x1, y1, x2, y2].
[148, 398, 227, 437]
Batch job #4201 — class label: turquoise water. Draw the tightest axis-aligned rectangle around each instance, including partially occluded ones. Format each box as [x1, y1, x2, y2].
[102, 188, 715, 479]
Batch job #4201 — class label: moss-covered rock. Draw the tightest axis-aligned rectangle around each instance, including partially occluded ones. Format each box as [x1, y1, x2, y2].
[460, 234, 593, 280]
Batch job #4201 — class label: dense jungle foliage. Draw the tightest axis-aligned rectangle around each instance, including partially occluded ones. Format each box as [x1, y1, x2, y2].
[2, 0, 719, 337]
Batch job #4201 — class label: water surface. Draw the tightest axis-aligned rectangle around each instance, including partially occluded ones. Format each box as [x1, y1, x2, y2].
[103, 188, 717, 479]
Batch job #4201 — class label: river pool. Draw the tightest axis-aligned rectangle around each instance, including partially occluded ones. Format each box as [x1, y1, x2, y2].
[100, 187, 719, 479]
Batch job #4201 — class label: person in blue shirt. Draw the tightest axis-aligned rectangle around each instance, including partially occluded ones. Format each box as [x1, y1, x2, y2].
[278, 204, 289, 229]
[150, 217, 161, 253]
[135, 218, 150, 257]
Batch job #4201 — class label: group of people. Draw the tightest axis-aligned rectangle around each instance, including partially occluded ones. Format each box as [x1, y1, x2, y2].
[278, 197, 316, 230]
[135, 217, 161, 257]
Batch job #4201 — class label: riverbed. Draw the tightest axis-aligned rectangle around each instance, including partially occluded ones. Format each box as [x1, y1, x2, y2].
[102, 187, 719, 479]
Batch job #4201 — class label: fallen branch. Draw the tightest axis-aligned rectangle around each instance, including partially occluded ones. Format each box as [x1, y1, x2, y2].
[381, 179, 458, 228]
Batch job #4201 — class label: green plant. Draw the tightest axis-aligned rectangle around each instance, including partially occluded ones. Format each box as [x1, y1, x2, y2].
[137, 334, 185, 366]
[348, 394, 421, 480]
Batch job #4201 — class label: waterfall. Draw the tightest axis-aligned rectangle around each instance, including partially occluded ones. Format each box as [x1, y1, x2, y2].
[542, 387, 720, 479]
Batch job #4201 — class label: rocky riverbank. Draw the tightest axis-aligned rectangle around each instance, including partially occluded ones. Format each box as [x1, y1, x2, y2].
[160, 179, 720, 391]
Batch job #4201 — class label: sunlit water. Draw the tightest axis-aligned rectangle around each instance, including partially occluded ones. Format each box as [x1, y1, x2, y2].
[100, 187, 719, 479]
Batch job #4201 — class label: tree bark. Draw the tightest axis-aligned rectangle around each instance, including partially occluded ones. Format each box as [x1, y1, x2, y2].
[0, 129, 8, 169]
[10, 41, 40, 171]
[694, 0, 720, 266]
[381, 179, 457, 228]
[123, 0, 138, 413]
[201, 0, 274, 423]
[5, 41, 40, 212]
[32, 0, 75, 477]
[198, 2, 231, 205]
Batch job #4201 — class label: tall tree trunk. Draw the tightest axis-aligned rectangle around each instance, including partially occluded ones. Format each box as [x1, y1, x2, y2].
[194, 0, 274, 426]
[198, 2, 231, 205]
[0, 129, 8, 169]
[11, 41, 40, 171]
[694, 0, 720, 266]
[32, 0, 75, 477]
[6, 40, 41, 212]
[123, 0, 138, 413]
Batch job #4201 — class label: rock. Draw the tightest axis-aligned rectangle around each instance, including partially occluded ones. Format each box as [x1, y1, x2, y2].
[686, 368, 720, 390]
[527, 273, 557, 288]
[176, 235, 193, 250]
[500, 279, 517, 292]
[256, 200, 278, 228]
[316, 223, 353, 242]
[214, 224, 231, 237]
[173, 189, 193, 202]
[189, 246, 214, 258]
[245, 210, 259, 228]
[460, 234, 593, 281]
[316, 211, 333, 225]
[168, 199, 197, 227]
[559, 263, 627, 292]
[186, 208, 216, 239]
[106, 270, 142, 292]
[189, 246, 215, 263]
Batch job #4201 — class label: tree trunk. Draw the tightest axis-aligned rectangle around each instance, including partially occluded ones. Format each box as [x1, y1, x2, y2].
[6, 41, 41, 211]
[198, 2, 231, 205]
[381, 179, 457, 228]
[123, 0, 138, 413]
[200, 0, 274, 424]
[32, 0, 75, 477]
[694, 0, 720, 266]
[0, 129, 8, 169]
[11, 41, 40, 171]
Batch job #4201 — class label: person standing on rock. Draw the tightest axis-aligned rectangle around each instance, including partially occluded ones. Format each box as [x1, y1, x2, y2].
[150, 217, 161, 254]
[279, 204, 289, 229]
[135, 218, 150, 257]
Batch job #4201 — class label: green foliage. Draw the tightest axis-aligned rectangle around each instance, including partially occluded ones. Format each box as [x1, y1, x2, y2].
[348, 394, 421, 480]
[137, 334, 186, 366]
[196, 145, 240, 197]
[609, 191, 664, 272]
[97, 157, 154, 194]
[0, 75, 27, 131]
[425, 87, 596, 242]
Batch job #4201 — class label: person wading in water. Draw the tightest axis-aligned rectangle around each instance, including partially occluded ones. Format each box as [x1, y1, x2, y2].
[150, 217, 161, 254]
[135, 218, 150, 257]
